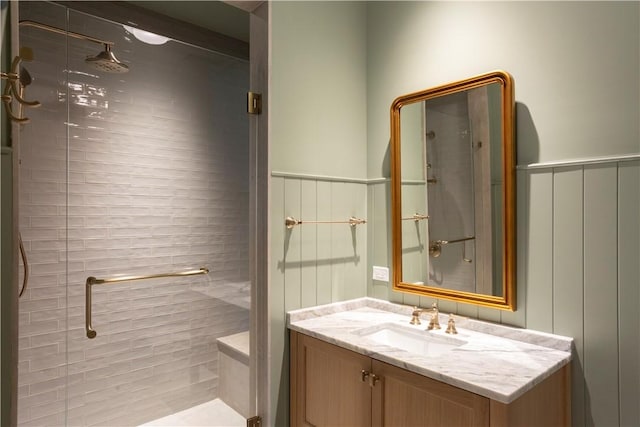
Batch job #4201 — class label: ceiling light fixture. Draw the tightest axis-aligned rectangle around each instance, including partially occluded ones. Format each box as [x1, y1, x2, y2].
[123, 25, 170, 45]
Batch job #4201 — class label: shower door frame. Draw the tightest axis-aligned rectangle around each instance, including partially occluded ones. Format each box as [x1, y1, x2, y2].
[247, 2, 270, 423]
[2, 2, 22, 425]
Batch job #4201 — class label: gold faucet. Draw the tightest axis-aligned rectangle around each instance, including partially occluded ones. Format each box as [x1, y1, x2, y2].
[409, 302, 441, 330]
[426, 302, 441, 330]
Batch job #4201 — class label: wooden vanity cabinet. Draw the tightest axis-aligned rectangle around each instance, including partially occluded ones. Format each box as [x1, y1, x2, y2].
[290, 331, 570, 427]
[290, 331, 373, 427]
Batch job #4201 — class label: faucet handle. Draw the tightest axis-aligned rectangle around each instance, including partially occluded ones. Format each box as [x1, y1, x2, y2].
[427, 315, 441, 330]
[410, 306, 422, 325]
[445, 314, 457, 334]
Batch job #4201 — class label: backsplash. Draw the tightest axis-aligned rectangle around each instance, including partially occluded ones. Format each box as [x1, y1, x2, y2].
[17, 3, 249, 425]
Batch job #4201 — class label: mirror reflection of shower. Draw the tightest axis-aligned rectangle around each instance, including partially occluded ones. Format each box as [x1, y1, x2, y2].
[19, 20, 129, 73]
[425, 92, 476, 291]
[424, 85, 500, 296]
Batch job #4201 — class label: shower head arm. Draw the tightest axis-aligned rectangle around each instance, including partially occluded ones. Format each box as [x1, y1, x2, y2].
[19, 20, 114, 47]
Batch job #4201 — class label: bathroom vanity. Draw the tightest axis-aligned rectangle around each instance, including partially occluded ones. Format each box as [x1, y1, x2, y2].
[288, 298, 572, 427]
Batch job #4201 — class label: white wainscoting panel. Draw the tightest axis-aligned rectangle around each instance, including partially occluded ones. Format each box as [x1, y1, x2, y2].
[617, 161, 639, 426]
[552, 167, 585, 426]
[525, 171, 554, 332]
[583, 165, 619, 426]
[316, 181, 333, 305]
[283, 179, 302, 313]
[515, 159, 639, 427]
[301, 180, 318, 308]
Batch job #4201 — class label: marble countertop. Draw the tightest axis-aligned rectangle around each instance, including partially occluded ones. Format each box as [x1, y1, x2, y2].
[287, 297, 572, 404]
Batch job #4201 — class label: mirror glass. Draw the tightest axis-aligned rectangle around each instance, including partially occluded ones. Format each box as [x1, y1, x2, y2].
[390, 71, 515, 310]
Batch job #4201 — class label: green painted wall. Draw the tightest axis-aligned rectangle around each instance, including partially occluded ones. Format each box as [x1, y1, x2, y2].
[271, 1, 367, 180]
[269, 2, 368, 425]
[366, 1, 639, 172]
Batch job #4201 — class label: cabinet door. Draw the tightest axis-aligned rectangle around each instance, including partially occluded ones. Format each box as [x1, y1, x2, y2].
[291, 332, 372, 427]
[372, 360, 490, 427]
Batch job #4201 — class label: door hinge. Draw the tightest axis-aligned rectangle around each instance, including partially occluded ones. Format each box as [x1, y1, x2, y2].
[247, 415, 262, 427]
[247, 92, 262, 115]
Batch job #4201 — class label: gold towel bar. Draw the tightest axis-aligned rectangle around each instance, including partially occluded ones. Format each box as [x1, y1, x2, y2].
[285, 216, 366, 229]
[85, 267, 209, 339]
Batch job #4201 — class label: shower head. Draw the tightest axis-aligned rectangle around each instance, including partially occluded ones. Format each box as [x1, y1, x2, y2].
[21, 21, 130, 74]
[85, 44, 129, 74]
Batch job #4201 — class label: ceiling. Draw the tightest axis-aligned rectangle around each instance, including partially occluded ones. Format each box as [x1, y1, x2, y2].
[127, 1, 250, 42]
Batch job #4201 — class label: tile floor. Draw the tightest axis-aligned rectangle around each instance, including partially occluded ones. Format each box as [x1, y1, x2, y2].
[139, 399, 245, 427]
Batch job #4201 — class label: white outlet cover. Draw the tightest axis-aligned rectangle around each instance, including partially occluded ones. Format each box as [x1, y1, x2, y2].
[372, 266, 389, 282]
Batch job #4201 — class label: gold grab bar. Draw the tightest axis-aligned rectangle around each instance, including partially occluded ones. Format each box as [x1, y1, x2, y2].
[435, 236, 475, 245]
[402, 213, 429, 222]
[85, 267, 209, 339]
[429, 237, 475, 259]
[285, 216, 366, 229]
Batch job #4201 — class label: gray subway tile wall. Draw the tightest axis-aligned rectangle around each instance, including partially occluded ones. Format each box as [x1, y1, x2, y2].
[17, 3, 250, 425]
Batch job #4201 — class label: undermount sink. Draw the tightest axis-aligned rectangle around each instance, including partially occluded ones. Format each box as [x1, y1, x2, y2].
[355, 323, 466, 357]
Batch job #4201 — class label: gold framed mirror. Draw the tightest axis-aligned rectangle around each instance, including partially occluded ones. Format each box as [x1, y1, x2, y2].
[390, 70, 515, 310]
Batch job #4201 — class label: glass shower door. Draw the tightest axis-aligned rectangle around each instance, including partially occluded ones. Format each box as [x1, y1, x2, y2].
[17, 2, 253, 425]
[17, 2, 70, 425]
